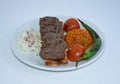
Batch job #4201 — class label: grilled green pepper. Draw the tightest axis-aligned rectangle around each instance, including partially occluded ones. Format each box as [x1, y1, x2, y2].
[76, 19, 101, 67]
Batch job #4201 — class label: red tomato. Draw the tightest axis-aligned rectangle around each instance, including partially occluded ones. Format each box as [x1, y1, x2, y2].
[67, 45, 85, 62]
[64, 18, 80, 32]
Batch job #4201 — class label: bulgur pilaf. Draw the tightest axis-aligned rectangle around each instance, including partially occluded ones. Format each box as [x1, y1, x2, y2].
[65, 29, 93, 50]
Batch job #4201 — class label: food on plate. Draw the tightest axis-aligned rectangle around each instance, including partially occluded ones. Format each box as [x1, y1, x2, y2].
[16, 16, 101, 68]
[65, 29, 93, 50]
[39, 16, 68, 66]
[17, 29, 41, 55]
[45, 56, 68, 66]
[76, 19, 101, 67]
[63, 18, 80, 32]
[67, 44, 85, 62]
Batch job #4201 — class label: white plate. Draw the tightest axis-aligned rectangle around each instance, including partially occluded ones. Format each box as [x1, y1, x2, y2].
[10, 16, 105, 72]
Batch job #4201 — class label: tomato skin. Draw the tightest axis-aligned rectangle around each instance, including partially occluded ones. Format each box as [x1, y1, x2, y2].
[67, 45, 85, 62]
[64, 18, 80, 32]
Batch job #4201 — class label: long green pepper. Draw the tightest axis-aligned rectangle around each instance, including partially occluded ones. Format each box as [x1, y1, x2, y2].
[76, 19, 102, 67]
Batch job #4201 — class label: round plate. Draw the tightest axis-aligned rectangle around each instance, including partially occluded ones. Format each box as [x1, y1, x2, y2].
[10, 16, 105, 72]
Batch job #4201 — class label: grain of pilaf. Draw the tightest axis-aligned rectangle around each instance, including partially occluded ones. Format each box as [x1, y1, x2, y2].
[65, 29, 93, 50]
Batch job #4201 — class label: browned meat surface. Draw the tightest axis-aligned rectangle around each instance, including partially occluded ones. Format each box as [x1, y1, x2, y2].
[39, 16, 67, 60]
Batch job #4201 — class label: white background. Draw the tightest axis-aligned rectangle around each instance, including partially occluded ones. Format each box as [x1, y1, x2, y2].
[0, 0, 120, 84]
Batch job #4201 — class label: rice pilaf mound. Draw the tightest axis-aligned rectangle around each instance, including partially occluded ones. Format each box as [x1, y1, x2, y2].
[65, 29, 93, 50]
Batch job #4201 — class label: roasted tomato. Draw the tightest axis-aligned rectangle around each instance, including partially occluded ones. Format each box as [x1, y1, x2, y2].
[67, 45, 85, 62]
[64, 18, 80, 32]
